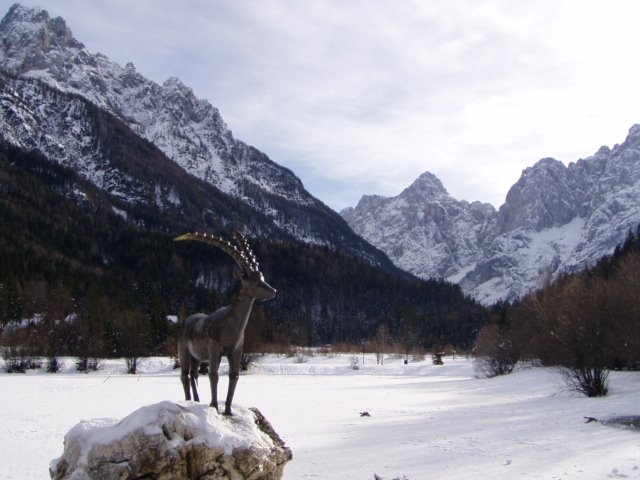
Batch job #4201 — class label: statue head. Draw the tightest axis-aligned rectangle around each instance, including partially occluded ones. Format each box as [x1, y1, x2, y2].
[175, 230, 276, 302]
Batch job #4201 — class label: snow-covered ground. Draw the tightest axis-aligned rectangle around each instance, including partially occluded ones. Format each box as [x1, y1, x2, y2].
[1, 354, 639, 479]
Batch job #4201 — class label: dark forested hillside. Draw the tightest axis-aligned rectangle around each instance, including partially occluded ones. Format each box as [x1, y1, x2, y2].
[0, 140, 488, 357]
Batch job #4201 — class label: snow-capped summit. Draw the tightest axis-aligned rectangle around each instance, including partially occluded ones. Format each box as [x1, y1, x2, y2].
[343, 125, 640, 304]
[0, 4, 314, 213]
[0, 4, 82, 70]
[341, 171, 496, 281]
[0, 3, 401, 268]
[400, 171, 448, 198]
[498, 157, 578, 233]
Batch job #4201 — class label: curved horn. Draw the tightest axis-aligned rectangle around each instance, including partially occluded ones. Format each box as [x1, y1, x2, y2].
[174, 232, 253, 273]
[233, 231, 260, 272]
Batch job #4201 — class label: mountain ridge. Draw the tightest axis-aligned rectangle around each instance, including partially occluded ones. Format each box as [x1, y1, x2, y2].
[0, 3, 401, 272]
[342, 126, 640, 304]
[0, 136, 487, 349]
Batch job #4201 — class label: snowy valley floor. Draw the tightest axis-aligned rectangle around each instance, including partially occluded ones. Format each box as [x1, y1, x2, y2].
[1, 354, 639, 479]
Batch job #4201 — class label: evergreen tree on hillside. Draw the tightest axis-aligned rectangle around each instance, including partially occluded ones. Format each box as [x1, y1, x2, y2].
[0, 140, 488, 359]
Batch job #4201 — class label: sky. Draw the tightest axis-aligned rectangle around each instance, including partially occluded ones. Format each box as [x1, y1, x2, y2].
[3, 0, 640, 211]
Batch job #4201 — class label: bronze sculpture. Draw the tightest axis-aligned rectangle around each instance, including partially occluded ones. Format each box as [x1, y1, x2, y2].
[174, 231, 276, 415]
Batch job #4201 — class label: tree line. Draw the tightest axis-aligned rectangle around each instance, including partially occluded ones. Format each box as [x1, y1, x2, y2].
[0, 140, 489, 370]
[474, 226, 640, 396]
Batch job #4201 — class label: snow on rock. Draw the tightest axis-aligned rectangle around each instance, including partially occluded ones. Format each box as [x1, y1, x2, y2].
[50, 401, 292, 480]
[342, 125, 640, 304]
[0, 4, 327, 244]
[341, 172, 496, 280]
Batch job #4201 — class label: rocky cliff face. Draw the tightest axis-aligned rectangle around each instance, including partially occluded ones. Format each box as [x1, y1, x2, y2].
[341, 172, 496, 280]
[0, 4, 397, 270]
[0, 4, 302, 205]
[343, 126, 640, 304]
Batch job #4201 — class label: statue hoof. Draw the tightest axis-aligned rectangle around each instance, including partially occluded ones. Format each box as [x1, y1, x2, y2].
[223, 408, 234, 416]
[209, 402, 219, 413]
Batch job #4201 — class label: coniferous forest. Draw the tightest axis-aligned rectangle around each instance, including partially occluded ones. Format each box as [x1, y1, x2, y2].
[0, 139, 488, 363]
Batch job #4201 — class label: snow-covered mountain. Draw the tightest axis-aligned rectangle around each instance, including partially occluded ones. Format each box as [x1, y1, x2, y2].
[0, 4, 398, 269]
[342, 126, 640, 304]
[0, 4, 304, 206]
[341, 172, 496, 280]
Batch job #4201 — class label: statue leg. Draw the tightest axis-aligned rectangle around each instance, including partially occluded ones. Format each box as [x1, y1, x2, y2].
[178, 341, 192, 401]
[208, 348, 222, 412]
[189, 357, 200, 402]
[224, 348, 242, 416]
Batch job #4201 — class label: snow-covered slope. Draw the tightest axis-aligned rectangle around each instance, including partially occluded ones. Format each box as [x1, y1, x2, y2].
[0, 4, 400, 269]
[0, 4, 307, 206]
[343, 126, 640, 304]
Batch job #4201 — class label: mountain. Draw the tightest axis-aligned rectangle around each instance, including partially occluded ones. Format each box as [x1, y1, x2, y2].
[0, 3, 395, 269]
[0, 4, 493, 351]
[342, 126, 640, 304]
[341, 172, 496, 280]
[0, 138, 488, 351]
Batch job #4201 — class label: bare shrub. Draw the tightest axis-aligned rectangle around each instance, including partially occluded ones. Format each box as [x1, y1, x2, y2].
[76, 356, 103, 372]
[372, 324, 390, 365]
[511, 274, 616, 396]
[125, 357, 140, 374]
[114, 310, 149, 375]
[46, 355, 62, 373]
[2, 346, 41, 373]
[562, 366, 609, 397]
[3, 346, 29, 373]
[241, 353, 259, 371]
[474, 323, 518, 378]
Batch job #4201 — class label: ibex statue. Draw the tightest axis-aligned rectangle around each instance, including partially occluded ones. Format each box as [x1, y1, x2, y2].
[174, 231, 276, 415]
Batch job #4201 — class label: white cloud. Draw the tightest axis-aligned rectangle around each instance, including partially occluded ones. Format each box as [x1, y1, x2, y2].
[4, 0, 640, 211]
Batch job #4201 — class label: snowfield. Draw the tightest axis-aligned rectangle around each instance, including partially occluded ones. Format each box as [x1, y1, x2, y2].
[1, 354, 639, 479]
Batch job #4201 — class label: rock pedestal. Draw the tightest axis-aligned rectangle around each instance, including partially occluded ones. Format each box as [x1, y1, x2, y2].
[50, 401, 292, 480]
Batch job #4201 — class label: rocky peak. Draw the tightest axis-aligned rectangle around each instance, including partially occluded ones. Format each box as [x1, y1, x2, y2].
[520, 157, 566, 180]
[0, 4, 48, 36]
[594, 145, 611, 158]
[118, 61, 146, 89]
[626, 123, 640, 143]
[0, 4, 84, 73]
[342, 123, 640, 304]
[340, 194, 386, 226]
[159, 77, 213, 123]
[0, 4, 248, 197]
[162, 76, 188, 92]
[0, 4, 400, 266]
[355, 194, 387, 210]
[613, 125, 640, 174]
[498, 157, 577, 232]
[400, 171, 448, 199]
[341, 171, 496, 280]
